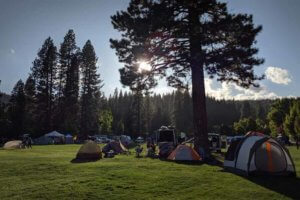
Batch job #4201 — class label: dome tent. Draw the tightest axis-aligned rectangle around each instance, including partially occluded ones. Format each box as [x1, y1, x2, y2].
[102, 141, 124, 154]
[224, 132, 296, 176]
[167, 144, 201, 161]
[75, 140, 102, 160]
[3, 140, 23, 149]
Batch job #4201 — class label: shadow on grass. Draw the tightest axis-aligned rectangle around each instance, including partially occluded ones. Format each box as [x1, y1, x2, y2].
[220, 165, 300, 199]
[212, 152, 300, 199]
[70, 158, 101, 164]
[159, 158, 204, 166]
[246, 175, 300, 199]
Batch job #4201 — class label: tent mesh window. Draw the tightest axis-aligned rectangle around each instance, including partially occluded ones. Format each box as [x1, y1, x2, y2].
[158, 130, 174, 142]
[225, 139, 241, 161]
[255, 142, 287, 173]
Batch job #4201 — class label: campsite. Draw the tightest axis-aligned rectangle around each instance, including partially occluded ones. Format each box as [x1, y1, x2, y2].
[0, 143, 300, 200]
[1, 0, 300, 199]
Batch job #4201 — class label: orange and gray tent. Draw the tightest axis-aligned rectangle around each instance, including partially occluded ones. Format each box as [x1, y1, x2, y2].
[167, 144, 201, 161]
[224, 133, 296, 176]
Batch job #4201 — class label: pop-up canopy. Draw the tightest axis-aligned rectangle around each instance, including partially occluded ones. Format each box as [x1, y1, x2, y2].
[45, 131, 64, 137]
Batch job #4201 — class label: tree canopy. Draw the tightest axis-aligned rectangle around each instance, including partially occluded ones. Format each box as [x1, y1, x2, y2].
[111, 0, 264, 155]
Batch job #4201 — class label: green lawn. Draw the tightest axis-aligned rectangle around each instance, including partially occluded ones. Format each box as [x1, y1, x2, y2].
[0, 145, 300, 200]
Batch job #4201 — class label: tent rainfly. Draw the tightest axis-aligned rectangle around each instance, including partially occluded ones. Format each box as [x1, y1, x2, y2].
[224, 132, 296, 176]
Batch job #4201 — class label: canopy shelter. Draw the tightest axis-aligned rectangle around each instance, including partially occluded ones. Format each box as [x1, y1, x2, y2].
[224, 133, 296, 176]
[45, 131, 64, 138]
[65, 134, 73, 144]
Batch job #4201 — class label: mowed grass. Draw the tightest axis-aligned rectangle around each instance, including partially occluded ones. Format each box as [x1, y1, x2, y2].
[0, 145, 300, 200]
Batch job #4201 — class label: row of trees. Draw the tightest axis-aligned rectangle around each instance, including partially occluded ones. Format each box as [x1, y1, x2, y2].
[0, 30, 102, 139]
[268, 99, 300, 140]
[232, 98, 300, 141]
[87, 88, 274, 137]
[1, 74, 299, 141]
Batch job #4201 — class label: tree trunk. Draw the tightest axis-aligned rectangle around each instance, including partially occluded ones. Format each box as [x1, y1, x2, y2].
[191, 64, 209, 157]
[189, 4, 210, 158]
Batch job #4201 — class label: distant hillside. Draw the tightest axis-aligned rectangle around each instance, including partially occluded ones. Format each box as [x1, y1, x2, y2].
[0, 93, 10, 104]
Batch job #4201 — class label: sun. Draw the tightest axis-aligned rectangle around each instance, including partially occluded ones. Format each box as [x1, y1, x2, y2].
[138, 61, 151, 72]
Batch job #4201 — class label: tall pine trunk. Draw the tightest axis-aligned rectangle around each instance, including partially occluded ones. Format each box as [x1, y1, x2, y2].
[189, 4, 209, 157]
[191, 65, 209, 156]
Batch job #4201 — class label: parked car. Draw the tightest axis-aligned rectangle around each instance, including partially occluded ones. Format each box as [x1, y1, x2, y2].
[157, 126, 177, 158]
[208, 133, 222, 153]
[136, 136, 144, 143]
[95, 138, 103, 144]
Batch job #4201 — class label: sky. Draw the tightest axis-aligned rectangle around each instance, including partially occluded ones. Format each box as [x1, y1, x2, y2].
[0, 0, 299, 100]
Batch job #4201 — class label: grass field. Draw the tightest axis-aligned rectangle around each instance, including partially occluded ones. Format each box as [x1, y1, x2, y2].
[0, 145, 300, 200]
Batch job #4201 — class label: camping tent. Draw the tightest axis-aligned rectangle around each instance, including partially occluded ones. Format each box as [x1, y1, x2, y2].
[120, 135, 132, 147]
[102, 141, 124, 154]
[3, 140, 23, 149]
[158, 142, 175, 158]
[76, 140, 102, 160]
[224, 133, 296, 176]
[65, 134, 73, 144]
[167, 144, 201, 161]
[119, 141, 129, 152]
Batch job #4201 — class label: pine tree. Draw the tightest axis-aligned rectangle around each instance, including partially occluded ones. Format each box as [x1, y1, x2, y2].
[56, 30, 80, 133]
[284, 100, 300, 142]
[110, 0, 264, 155]
[8, 80, 26, 139]
[80, 40, 102, 139]
[0, 81, 10, 139]
[143, 93, 153, 135]
[31, 37, 58, 135]
[268, 99, 291, 136]
[24, 74, 36, 134]
[241, 101, 251, 118]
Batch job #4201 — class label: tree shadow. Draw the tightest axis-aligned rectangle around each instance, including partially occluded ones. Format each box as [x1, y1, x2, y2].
[214, 151, 300, 199]
[70, 158, 101, 163]
[220, 167, 300, 199]
[247, 175, 300, 199]
[159, 158, 204, 166]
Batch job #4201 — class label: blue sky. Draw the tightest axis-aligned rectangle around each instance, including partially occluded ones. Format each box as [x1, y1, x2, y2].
[0, 0, 299, 99]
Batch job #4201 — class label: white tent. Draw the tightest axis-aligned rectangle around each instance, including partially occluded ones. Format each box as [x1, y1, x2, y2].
[45, 131, 64, 138]
[224, 133, 296, 176]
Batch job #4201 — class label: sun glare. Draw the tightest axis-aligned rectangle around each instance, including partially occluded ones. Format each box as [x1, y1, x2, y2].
[138, 61, 151, 72]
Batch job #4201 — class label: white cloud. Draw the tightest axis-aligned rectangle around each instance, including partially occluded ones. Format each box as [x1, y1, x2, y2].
[205, 78, 278, 100]
[265, 66, 291, 85]
[154, 86, 175, 95]
[10, 49, 15, 54]
[96, 60, 101, 68]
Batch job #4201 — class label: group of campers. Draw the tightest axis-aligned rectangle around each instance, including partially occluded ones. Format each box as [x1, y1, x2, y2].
[22, 135, 32, 148]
